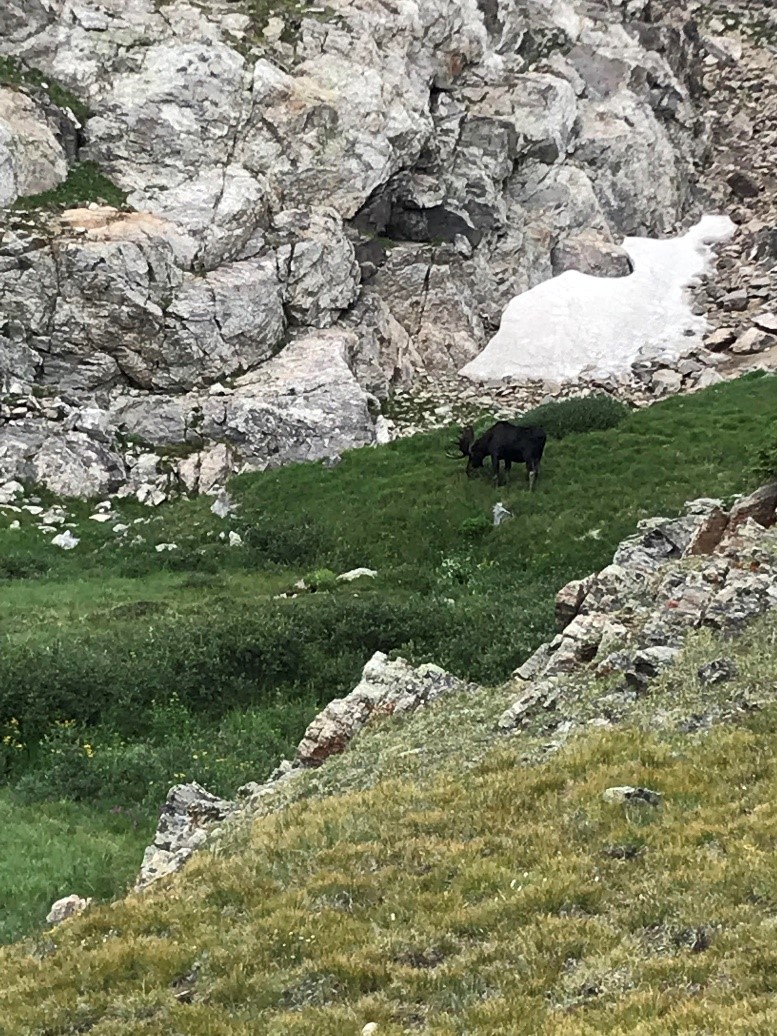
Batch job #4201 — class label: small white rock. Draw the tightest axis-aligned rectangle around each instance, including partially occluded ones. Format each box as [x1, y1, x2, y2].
[46, 894, 92, 926]
[603, 786, 662, 806]
[337, 567, 377, 582]
[155, 543, 178, 552]
[228, 531, 243, 547]
[52, 531, 80, 550]
[211, 491, 236, 519]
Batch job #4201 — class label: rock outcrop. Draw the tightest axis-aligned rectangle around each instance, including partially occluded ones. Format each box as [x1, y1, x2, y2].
[500, 482, 777, 729]
[0, 0, 714, 495]
[133, 481, 777, 891]
[136, 782, 236, 891]
[296, 651, 477, 766]
[136, 650, 474, 888]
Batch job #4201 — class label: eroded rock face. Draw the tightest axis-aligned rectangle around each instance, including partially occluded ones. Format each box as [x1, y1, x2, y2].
[0, 208, 284, 394]
[0, 0, 709, 486]
[0, 420, 126, 498]
[114, 328, 376, 472]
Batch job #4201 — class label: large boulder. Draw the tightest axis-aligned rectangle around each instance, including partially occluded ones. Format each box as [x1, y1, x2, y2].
[0, 208, 285, 394]
[0, 421, 126, 499]
[113, 329, 377, 470]
[0, 86, 68, 206]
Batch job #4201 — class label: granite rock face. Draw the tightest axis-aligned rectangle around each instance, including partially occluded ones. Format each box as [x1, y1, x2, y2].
[0, 0, 711, 494]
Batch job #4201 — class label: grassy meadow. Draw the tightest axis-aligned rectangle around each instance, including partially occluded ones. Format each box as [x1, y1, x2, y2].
[1, 372, 777, 945]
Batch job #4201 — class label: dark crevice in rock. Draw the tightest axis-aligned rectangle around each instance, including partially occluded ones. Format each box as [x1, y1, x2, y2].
[476, 0, 502, 39]
[349, 177, 482, 252]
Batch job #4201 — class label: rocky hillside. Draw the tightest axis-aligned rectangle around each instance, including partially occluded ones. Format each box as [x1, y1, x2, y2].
[131, 480, 777, 890]
[9, 475, 777, 1033]
[0, 0, 739, 499]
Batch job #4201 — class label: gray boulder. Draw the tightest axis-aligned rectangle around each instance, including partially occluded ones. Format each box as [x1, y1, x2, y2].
[0, 86, 68, 206]
[296, 650, 476, 766]
[136, 782, 236, 890]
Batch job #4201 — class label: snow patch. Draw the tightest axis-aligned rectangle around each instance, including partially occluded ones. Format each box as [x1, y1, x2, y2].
[460, 215, 736, 384]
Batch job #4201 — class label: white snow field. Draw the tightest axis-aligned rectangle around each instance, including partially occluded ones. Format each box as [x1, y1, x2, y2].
[459, 214, 736, 384]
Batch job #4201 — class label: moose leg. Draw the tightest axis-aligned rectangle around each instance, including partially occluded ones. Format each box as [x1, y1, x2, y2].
[491, 451, 501, 486]
[528, 460, 539, 492]
[503, 459, 512, 484]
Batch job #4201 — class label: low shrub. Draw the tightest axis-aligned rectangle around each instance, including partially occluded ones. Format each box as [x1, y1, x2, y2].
[748, 431, 777, 485]
[0, 552, 49, 581]
[459, 514, 492, 540]
[14, 697, 318, 808]
[0, 595, 454, 743]
[519, 394, 629, 439]
[241, 514, 333, 568]
[303, 568, 338, 591]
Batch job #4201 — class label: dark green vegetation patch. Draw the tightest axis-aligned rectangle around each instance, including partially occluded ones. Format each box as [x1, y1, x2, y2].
[520, 393, 630, 439]
[0, 55, 89, 123]
[12, 161, 128, 212]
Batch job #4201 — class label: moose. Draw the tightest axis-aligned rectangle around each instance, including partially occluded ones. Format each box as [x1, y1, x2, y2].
[449, 420, 547, 489]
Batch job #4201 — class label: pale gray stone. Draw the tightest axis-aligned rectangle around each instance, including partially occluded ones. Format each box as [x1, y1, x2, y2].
[0, 86, 68, 206]
[46, 894, 91, 926]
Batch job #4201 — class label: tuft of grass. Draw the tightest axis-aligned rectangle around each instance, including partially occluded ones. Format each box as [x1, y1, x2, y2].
[12, 161, 127, 212]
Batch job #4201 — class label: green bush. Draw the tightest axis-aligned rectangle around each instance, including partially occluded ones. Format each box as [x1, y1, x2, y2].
[12, 162, 126, 212]
[518, 394, 629, 439]
[459, 515, 492, 540]
[0, 595, 452, 743]
[15, 721, 103, 804]
[15, 697, 318, 809]
[303, 568, 338, 591]
[748, 432, 777, 485]
[0, 552, 50, 581]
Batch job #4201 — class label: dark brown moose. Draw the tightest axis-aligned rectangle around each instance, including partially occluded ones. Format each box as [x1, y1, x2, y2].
[448, 421, 547, 489]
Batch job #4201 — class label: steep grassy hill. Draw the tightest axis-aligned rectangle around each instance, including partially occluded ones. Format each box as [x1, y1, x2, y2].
[4, 608, 777, 1034]
[1, 373, 777, 947]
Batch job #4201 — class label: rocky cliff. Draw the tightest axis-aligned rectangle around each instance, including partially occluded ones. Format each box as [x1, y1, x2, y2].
[0, 0, 715, 498]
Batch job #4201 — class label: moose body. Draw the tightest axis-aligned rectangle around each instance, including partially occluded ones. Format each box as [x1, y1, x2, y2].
[454, 421, 547, 489]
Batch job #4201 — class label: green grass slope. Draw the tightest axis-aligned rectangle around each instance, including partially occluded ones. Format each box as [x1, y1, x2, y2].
[4, 612, 777, 1034]
[1, 373, 776, 945]
[0, 792, 150, 946]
